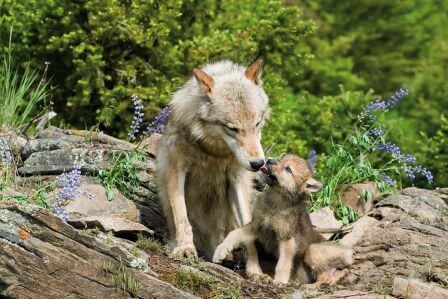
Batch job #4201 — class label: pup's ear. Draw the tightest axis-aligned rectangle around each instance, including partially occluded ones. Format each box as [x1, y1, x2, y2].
[245, 58, 263, 84]
[193, 69, 214, 94]
[305, 177, 323, 193]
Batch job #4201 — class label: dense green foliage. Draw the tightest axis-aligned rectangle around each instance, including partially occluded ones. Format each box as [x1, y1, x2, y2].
[1, 0, 446, 186]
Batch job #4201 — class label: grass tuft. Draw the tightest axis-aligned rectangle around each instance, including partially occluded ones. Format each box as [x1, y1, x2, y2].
[114, 257, 140, 298]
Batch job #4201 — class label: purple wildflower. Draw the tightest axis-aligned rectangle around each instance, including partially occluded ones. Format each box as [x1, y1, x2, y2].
[308, 149, 317, 174]
[128, 95, 145, 140]
[52, 202, 69, 222]
[376, 142, 416, 164]
[56, 165, 82, 200]
[380, 173, 395, 186]
[409, 165, 433, 183]
[369, 128, 384, 137]
[0, 137, 12, 165]
[145, 106, 171, 136]
[361, 88, 409, 120]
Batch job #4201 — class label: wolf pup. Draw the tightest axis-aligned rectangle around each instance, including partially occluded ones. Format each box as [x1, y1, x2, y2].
[156, 59, 269, 276]
[213, 154, 354, 285]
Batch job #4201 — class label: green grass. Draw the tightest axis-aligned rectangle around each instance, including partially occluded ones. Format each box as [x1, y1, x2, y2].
[98, 151, 142, 201]
[175, 269, 218, 293]
[114, 258, 140, 298]
[100, 260, 114, 273]
[0, 29, 50, 130]
[135, 235, 169, 254]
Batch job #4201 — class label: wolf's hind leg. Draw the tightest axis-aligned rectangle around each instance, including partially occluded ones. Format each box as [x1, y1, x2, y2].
[304, 242, 354, 287]
[213, 225, 255, 263]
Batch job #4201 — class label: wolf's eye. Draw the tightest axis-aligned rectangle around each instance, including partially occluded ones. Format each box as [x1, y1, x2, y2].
[285, 166, 293, 174]
[226, 126, 240, 133]
[256, 121, 261, 127]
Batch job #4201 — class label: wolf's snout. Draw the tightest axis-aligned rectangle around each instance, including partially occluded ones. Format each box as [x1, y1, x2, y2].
[250, 159, 265, 171]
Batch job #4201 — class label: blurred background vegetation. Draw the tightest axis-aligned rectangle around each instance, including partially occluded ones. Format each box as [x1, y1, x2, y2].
[0, 0, 446, 186]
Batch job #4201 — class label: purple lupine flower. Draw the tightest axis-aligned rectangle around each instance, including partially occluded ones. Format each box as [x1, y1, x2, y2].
[308, 149, 317, 174]
[56, 165, 82, 200]
[386, 88, 409, 109]
[145, 106, 171, 136]
[369, 128, 384, 137]
[52, 202, 69, 222]
[410, 165, 433, 183]
[361, 88, 409, 120]
[380, 173, 395, 186]
[128, 95, 145, 140]
[375, 142, 417, 164]
[0, 137, 12, 165]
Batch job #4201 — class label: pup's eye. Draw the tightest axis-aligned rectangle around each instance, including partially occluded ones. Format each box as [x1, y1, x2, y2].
[256, 121, 261, 127]
[285, 166, 293, 174]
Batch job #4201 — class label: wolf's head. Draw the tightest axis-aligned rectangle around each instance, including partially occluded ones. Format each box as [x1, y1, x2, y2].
[177, 59, 269, 171]
[260, 154, 323, 198]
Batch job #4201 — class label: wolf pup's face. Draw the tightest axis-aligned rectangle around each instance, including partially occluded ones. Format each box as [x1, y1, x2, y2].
[193, 59, 269, 172]
[260, 154, 323, 196]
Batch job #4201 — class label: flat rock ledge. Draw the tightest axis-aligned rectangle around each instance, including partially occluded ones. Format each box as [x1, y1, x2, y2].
[2, 128, 448, 298]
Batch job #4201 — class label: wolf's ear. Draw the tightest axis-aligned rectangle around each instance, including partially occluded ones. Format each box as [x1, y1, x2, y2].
[194, 69, 214, 94]
[245, 58, 263, 84]
[305, 177, 323, 193]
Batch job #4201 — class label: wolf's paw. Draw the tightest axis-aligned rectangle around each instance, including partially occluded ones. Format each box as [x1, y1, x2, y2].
[212, 244, 230, 263]
[247, 273, 272, 283]
[171, 244, 198, 259]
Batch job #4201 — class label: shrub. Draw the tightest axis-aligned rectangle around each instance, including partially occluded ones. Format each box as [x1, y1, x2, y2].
[0, 0, 314, 138]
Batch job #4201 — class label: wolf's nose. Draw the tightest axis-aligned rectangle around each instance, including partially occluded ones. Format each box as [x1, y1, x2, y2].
[250, 159, 265, 171]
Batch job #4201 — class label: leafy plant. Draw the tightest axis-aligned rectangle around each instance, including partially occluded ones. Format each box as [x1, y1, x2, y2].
[98, 151, 142, 201]
[314, 89, 433, 223]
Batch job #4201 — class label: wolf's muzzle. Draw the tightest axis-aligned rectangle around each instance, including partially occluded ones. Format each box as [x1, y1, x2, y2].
[250, 159, 265, 171]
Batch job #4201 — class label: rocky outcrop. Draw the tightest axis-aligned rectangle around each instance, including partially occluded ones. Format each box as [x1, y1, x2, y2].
[305, 187, 448, 298]
[2, 128, 448, 298]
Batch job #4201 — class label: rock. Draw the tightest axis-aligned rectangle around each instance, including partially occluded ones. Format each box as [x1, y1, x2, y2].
[342, 181, 378, 217]
[18, 148, 114, 175]
[392, 277, 448, 299]
[339, 216, 379, 248]
[64, 184, 140, 222]
[310, 207, 342, 240]
[0, 202, 195, 299]
[401, 187, 448, 211]
[376, 194, 442, 223]
[139, 133, 162, 158]
[69, 216, 153, 238]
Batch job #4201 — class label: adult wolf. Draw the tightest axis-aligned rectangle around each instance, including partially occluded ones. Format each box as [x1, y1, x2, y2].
[156, 59, 269, 277]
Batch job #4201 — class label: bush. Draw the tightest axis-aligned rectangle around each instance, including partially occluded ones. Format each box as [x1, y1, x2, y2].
[0, 0, 314, 138]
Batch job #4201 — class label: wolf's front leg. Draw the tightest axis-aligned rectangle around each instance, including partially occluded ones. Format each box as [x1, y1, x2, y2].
[213, 225, 255, 263]
[165, 167, 197, 258]
[274, 238, 296, 284]
[229, 178, 265, 278]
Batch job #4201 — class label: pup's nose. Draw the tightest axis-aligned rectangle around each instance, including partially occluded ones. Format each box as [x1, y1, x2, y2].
[266, 158, 276, 166]
[250, 159, 265, 171]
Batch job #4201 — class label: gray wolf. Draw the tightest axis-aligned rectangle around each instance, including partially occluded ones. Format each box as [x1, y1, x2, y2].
[156, 59, 270, 279]
[213, 154, 354, 285]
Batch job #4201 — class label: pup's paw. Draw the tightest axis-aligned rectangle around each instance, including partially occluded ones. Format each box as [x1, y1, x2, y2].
[212, 244, 229, 263]
[171, 244, 198, 259]
[247, 273, 272, 283]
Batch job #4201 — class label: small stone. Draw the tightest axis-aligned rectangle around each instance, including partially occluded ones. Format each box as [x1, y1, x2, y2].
[392, 277, 448, 299]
